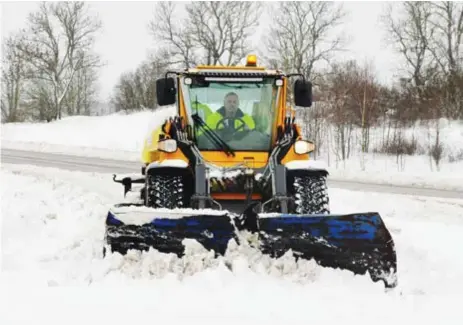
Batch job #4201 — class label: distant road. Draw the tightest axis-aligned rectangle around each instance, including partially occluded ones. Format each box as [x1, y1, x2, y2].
[2, 148, 462, 199]
[1, 148, 138, 174]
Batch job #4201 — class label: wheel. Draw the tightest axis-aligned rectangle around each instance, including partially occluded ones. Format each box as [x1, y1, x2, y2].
[291, 172, 330, 214]
[145, 169, 193, 209]
[145, 173, 184, 208]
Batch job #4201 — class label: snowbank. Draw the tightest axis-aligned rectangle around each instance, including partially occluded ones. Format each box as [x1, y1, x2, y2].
[1, 107, 176, 161]
[326, 153, 463, 191]
[1, 164, 462, 324]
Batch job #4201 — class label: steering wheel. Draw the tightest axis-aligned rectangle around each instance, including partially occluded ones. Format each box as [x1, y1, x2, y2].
[215, 117, 249, 140]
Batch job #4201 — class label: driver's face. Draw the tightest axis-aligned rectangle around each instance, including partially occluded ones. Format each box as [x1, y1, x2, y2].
[224, 94, 239, 117]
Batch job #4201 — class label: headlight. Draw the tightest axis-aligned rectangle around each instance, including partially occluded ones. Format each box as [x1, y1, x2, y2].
[294, 140, 315, 154]
[158, 139, 177, 153]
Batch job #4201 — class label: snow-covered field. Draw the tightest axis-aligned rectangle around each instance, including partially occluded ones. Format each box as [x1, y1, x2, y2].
[1, 163, 462, 324]
[2, 106, 463, 190]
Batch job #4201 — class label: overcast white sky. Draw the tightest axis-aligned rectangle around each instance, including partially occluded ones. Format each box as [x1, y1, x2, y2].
[1, 1, 401, 102]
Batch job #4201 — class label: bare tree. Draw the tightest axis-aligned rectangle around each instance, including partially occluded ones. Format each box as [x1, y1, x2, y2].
[112, 52, 169, 112]
[1, 34, 27, 122]
[185, 2, 260, 65]
[112, 72, 137, 112]
[322, 61, 358, 163]
[264, 1, 348, 85]
[420, 72, 450, 170]
[23, 80, 55, 122]
[149, 1, 260, 67]
[149, 2, 197, 68]
[62, 60, 99, 116]
[17, 1, 102, 121]
[428, 1, 463, 118]
[381, 2, 436, 88]
[429, 2, 463, 77]
[345, 60, 383, 154]
[299, 98, 329, 159]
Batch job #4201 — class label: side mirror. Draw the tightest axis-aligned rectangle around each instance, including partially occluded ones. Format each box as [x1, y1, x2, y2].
[294, 79, 312, 107]
[156, 77, 176, 106]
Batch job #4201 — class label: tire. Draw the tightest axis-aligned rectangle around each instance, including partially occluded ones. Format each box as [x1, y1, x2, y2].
[145, 172, 188, 209]
[292, 173, 330, 214]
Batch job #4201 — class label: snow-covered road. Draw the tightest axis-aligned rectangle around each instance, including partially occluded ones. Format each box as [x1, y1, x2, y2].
[1, 163, 462, 324]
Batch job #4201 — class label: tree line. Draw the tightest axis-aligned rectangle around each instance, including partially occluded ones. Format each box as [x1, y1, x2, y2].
[2, 1, 462, 127]
[1, 2, 102, 122]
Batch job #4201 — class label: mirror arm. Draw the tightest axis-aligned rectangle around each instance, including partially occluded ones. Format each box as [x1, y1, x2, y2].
[286, 73, 305, 81]
[164, 71, 179, 79]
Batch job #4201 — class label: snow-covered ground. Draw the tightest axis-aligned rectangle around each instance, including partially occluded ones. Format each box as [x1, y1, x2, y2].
[2, 107, 463, 190]
[306, 117, 463, 191]
[1, 108, 175, 161]
[324, 153, 463, 191]
[1, 163, 462, 324]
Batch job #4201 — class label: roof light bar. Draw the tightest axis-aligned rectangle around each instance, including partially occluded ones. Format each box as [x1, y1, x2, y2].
[204, 77, 263, 82]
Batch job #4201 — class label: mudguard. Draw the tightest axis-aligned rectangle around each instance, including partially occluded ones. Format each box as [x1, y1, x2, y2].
[146, 159, 189, 171]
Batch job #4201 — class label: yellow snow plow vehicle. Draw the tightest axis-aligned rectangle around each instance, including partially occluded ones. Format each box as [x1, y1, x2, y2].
[105, 55, 398, 288]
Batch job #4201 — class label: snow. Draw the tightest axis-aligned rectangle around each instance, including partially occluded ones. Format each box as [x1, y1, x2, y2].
[147, 158, 189, 170]
[1, 107, 176, 161]
[113, 173, 145, 182]
[303, 117, 463, 191]
[208, 167, 244, 179]
[1, 163, 463, 324]
[285, 159, 328, 170]
[110, 205, 229, 225]
[324, 152, 463, 191]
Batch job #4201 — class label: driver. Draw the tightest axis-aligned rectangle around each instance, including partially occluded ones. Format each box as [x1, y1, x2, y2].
[206, 92, 255, 131]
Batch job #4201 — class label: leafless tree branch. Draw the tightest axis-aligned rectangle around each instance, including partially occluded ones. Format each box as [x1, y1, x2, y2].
[1, 33, 28, 122]
[264, 1, 348, 85]
[148, 2, 197, 68]
[381, 2, 436, 87]
[111, 51, 170, 112]
[16, 1, 102, 121]
[148, 1, 259, 68]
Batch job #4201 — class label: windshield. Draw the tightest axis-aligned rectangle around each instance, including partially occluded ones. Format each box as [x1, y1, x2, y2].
[181, 77, 280, 152]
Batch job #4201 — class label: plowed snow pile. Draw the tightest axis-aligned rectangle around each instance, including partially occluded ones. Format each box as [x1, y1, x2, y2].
[1, 164, 462, 324]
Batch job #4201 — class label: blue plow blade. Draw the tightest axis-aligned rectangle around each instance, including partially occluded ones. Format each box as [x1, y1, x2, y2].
[104, 204, 397, 289]
[253, 212, 398, 288]
[104, 204, 237, 258]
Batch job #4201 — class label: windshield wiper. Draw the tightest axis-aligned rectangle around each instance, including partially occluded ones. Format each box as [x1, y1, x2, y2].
[191, 113, 235, 157]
